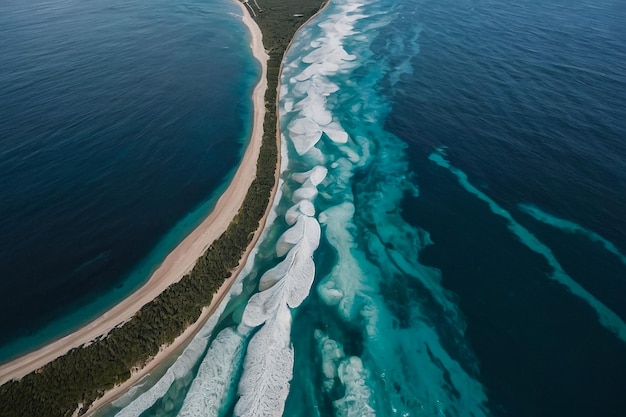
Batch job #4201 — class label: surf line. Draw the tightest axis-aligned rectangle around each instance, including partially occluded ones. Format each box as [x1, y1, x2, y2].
[429, 148, 626, 343]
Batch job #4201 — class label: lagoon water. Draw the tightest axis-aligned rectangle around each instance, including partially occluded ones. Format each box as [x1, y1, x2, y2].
[0, 0, 258, 361]
[3, 0, 626, 416]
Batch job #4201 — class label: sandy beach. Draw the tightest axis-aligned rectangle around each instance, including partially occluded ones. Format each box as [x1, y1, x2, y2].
[0, 1, 271, 389]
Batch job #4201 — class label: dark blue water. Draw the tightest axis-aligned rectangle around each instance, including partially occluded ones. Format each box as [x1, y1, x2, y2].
[0, 0, 258, 361]
[107, 0, 625, 415]
[4, 0, 625, 415]
[388, 0, 626, 415]
[104, 0, 626, 416]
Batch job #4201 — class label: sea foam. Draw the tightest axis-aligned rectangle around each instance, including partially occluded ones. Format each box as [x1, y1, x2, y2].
[275, 215, 321, 257]
[235, 304, 294, 417]
[177, 327, 244, 417]
[314, 330, 375, 417]
[235, 108, 325, 414]
[275, 1, 494, 415]
[285, 200, 316, 225]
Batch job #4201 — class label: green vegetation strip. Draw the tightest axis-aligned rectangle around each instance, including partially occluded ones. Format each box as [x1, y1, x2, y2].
[0, 0, 325, 415]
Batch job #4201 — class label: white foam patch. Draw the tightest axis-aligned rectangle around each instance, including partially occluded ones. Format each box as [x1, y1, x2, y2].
[241, 274, 286, 328]
[324, 121, 349, 144]
[291, 79, 312, 98]
[244, 240, 316, 327]
[285, 200, 316, 226]
[271, 243, 316, 305]
[317, 18, 354, 37]
[291, 165, 328, 186]
[292, 63, 317, 82]
[356, 302, 378, 340]
[287, 117, 322, 155]
[276, 215, 321, 257]
[314, 333, 375, 416]
[294, 61, 341, 82]
[283, 242, 317, 308]
[315, 330, 345, 391]
[311, 74, 340, 95]
[318, 202, 376, 320]
[283, 98, 294, 113]
[430, 149, 626, 342]
[317, 282, 344, 306]
[178, 327, 244, 416]
[334, 357, 376, 417]
[235, 304, 294, 417]
[302, 146, 327, 164]
[302, 44, 354, 65]
[294, 93, 333, 126]
[292, 178, 319, 203]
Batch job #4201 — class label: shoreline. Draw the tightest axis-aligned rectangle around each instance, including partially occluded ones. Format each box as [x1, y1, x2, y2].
[86, 6, 277, 411]
[0, 1, 270, 387]
[87, 0, 332, 412]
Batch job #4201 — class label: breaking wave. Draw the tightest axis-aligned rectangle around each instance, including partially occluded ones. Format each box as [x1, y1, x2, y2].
[112, 1, 492, 415]
[277, 0, 491, 415]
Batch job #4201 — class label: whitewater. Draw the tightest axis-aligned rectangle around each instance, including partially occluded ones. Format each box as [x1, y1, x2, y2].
[99, 0, 626, 415]
[97, 1, 491, 416]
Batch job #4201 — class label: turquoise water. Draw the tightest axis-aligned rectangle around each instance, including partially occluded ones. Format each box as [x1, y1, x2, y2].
[0, 0, 259, 362]
[97, 0, 626, 416]
[104, 0, 626, 415]
[7, 0, 626, 415]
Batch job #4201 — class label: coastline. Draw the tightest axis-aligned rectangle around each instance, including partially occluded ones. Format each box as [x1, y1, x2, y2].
[87, 0, 332, 412]
[0, 1, 270, 387]
[85, 6, 277, 412]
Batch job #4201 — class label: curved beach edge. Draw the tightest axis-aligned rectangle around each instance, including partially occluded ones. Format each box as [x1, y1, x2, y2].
[83, 3, 275, 414]
[0, 0, 270, 389]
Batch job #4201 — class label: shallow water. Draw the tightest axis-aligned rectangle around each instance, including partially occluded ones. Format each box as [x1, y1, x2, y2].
[110, 0, 626, 415]
[7, 0, 626, 415]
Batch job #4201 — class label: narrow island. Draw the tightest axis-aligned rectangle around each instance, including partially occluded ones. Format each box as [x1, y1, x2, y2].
[0, 0, 327, 415]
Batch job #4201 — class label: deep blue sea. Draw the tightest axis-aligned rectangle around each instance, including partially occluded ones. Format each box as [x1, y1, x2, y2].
[0, 0, 259, 361]
[3, 0, 626, 416]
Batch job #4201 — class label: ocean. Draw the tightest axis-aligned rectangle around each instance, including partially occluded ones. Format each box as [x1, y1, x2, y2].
[0, 0, 259, 362]
[3, 0, 626, 416]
